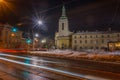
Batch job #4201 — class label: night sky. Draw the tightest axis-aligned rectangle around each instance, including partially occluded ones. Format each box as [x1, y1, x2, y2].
[0, 0, 120, 38]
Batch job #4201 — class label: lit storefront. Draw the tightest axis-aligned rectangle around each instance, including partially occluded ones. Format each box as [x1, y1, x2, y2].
[108, 41, 120, 51]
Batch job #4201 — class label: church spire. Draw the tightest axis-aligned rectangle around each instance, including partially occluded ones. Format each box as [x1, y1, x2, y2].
[61, 5, 67, 19]
[62, 5, 66, 17]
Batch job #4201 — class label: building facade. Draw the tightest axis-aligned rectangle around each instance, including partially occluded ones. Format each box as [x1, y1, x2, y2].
[0, 24, 27, 49]
[72, 31, 120, 50]
[55, 6, 120, 50]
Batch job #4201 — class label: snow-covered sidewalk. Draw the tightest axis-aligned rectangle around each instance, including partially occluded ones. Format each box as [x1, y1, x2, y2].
[28, 49, 120, 63]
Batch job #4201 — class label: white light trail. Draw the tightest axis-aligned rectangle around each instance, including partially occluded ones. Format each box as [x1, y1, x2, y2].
[0, 53, 110, 80]
[0, 57, 86, 79]
[0, 53, 58, 64]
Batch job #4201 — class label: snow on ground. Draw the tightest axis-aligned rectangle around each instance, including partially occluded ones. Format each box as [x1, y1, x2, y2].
[29, 49, 120, 62]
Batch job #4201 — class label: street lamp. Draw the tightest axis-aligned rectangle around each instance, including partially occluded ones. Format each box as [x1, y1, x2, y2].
[41, 39, 46, 43]
[35, 33, 39, 37]
[0, 0, 3, 2]
[32, 20, 43, 50]
[11, 33, 15, 37]
[38, 20, 43, 25]
[32, 33, 39, 50]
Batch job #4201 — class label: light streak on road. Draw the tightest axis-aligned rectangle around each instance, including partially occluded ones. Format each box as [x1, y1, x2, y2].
[0, 53, 58, 64]
[0, 57, 86, 79]
[0, 53, 110, 80]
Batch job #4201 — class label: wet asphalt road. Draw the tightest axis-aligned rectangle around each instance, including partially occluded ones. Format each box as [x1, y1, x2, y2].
[0, 52, 120, 80]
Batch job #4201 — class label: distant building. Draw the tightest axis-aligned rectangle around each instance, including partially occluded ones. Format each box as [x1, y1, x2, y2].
[0, 24, 27, 49]
[55, 6, 120, 50]
[72, 31, 120, 50]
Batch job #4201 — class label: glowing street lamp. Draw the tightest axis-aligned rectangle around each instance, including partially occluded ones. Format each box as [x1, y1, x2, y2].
[0, 0, 3, 2]
[41, 39, 46, 43]
[38, 20, 43, 25]
[11, 33, 15, 37]
[35, 33, 39, 37]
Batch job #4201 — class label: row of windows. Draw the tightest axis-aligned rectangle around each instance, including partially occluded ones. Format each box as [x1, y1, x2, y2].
[73, 34, 120, 39]
[74, 39, 110, 44]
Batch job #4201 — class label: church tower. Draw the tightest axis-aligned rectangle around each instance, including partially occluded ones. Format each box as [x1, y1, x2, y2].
[55, 5, 72, 49]
[58, 5, 70, 36]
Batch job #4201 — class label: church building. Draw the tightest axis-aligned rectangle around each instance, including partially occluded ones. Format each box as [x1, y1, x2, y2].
[55, 6, 73, 49]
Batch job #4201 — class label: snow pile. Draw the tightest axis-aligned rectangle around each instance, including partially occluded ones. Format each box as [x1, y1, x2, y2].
[29, 49, 120, 62]
[85, 53, 120, 62]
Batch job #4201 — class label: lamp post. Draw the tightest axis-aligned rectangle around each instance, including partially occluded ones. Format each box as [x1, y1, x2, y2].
[32, 33, 39, 50]
[32, 20, 43, 50]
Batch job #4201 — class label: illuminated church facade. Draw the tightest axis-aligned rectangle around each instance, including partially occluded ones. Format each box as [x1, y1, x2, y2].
[55, 6, 120, 50]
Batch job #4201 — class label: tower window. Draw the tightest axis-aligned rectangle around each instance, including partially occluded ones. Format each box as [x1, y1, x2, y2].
[62, 23, 64, 30]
